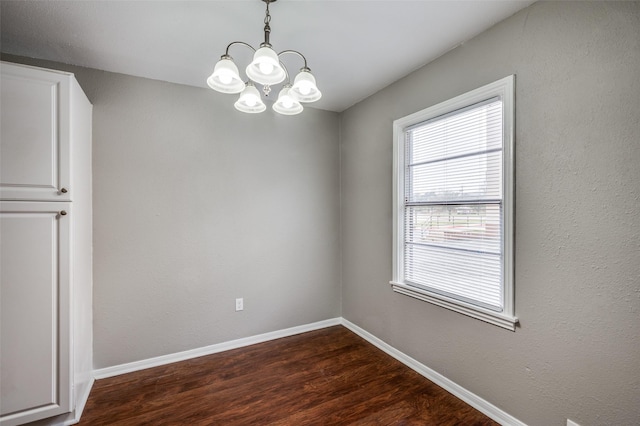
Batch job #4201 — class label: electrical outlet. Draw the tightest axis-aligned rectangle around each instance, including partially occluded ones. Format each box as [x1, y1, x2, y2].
[235, 298, 243, 311]
[567, 420, 581, 426]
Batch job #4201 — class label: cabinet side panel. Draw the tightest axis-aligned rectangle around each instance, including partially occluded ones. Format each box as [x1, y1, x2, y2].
[70, 79, 94, 410]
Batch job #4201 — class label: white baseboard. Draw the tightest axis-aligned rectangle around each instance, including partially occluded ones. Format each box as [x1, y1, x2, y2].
[93, 318, 342, 379]
[63, 377, 95, 425]
[92, 317, 524, 426]
[340, 318, 526, 426]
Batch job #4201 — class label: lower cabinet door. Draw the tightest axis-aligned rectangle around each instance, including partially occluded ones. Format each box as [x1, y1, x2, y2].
[0, 202, 72, 426]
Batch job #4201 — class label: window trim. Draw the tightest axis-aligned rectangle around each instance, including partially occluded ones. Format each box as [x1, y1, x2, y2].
[391, 75, 517, 331]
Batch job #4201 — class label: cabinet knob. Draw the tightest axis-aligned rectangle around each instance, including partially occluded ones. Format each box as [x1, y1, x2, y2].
[60, 188, 68, 194]
[60, 210, 67, 216]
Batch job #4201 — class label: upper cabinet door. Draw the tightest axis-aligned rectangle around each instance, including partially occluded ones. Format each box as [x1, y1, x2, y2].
[1, 62, 71, 201]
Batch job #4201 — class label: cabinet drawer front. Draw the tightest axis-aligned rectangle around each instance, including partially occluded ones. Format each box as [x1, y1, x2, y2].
[0, 202, 71, 424]
[1, 63, 71, 201]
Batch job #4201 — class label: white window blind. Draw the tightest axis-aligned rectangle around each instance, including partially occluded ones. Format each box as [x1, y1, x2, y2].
[391, 75, 516, 330]
[404, 98, 504, 311]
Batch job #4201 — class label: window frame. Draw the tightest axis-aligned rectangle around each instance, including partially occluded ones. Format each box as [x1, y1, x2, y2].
[391, 75, 517, 331]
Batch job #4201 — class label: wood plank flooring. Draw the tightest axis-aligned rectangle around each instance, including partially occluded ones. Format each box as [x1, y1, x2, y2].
[79, 326, 498, 425]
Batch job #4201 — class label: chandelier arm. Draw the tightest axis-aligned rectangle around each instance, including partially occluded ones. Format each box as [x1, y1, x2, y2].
[279, 60, 291, 85]
[224, 41, 256, 57]
[277, 50, 309, 70]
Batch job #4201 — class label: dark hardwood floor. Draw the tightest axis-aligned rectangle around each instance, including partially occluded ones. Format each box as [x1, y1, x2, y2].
[79, 326, 498, 425]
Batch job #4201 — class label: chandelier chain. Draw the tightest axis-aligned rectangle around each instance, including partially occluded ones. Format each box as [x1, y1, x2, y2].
[264, 1, 271, 25]
[263, 0, 272, 46]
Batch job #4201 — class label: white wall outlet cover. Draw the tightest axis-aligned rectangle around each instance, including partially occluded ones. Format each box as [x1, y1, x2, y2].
[235, 298, 243, 311]
[567, 420, 581, 426]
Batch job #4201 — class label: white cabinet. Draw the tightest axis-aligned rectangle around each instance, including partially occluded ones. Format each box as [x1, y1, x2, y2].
[1, 64, 72, 201]
[0, 203, 72, 423]
[0, 62, 92, 426]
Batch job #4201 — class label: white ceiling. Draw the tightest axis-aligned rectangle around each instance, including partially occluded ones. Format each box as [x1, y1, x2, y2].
[0, 0, 534, 112]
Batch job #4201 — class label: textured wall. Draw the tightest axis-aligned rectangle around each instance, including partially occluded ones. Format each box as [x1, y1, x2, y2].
[89, 73, 341, 369]
[2, 54, 342, 369]
[340, 2, 640, 425]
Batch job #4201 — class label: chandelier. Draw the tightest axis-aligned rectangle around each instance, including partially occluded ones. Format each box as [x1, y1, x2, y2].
[206, 0, 322, 115]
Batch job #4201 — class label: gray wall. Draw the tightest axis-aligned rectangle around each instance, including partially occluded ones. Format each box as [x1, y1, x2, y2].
[340, 2, 640, 425]
[2, 54, 342, 369]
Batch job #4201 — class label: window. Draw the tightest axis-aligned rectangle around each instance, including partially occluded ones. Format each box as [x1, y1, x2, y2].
[391, 76, 517, 330]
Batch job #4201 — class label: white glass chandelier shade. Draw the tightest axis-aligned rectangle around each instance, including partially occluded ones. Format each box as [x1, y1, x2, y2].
[291, 69, 322, 103]
[245, 46, 287, 86]
[272, 85, 303, 115]
[234, 83, 266, 113]
[207, 57, 245, 94]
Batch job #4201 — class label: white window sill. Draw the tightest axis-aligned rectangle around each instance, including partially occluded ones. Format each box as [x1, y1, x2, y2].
[390, 281, 519, 331]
